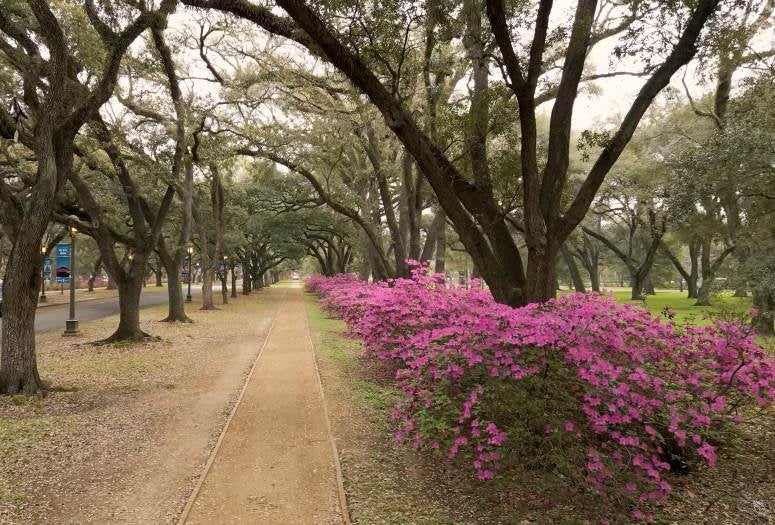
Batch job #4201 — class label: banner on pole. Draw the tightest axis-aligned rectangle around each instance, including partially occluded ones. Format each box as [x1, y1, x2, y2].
[55, 243, 71, 284]
[42, 257, 52, 280]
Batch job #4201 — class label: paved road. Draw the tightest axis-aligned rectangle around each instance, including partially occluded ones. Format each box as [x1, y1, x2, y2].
[33, 287, 204, 333]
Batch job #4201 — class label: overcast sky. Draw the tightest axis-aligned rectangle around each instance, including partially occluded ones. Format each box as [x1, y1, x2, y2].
[168, 3, 773, 132]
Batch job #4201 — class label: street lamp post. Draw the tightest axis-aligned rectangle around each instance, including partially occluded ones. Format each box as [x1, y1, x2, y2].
[228, 256, 237, 298]
[39, 246, 47, 304]
[186, 245, 193, 303]
[63, 226, 79, 336]
[222, 255, 229, 303]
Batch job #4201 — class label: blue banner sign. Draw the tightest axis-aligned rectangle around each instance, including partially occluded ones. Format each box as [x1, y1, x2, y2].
[55, 243, 71, 284]
[42, 257, 52, 280]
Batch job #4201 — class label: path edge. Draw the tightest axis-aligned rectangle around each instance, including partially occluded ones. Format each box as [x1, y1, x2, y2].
[303, 292, 353, 525]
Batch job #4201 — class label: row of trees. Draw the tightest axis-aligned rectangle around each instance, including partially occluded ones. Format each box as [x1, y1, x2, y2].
[180, 0, 771, 315]
[0, 1, 311, 394]
[1, 0, 773, 394]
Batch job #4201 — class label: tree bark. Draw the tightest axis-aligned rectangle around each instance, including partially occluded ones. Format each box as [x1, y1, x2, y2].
[752, 286, 774, 336]
[220, 273, 229, 305]
[0, 252, 43, 394]
[643, 274, 656, 295]
[695, 240, 734, 307]
[242, 262, 252, 294]
[631, 273, 646, 301]
[88, 257, 102, 292]
[434, 221, 446, 274]
[100, 272, 148, 342]
[157, 239, 191, 322]
[561, 244, 586, 292]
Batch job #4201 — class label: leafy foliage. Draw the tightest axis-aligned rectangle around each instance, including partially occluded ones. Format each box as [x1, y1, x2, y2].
[308, 264, 775, 520]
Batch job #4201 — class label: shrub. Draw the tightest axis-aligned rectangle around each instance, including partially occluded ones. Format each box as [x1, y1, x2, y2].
[306, 264, 775, 520]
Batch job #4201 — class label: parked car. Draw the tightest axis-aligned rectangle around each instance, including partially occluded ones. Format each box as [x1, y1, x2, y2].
[291, 271, 300, 280]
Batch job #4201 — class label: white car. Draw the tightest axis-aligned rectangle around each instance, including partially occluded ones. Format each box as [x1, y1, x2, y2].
[291, 272, 300, 280]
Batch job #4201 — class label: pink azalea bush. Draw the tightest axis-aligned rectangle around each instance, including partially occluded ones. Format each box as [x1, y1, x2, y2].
[306, 263, 775, 519]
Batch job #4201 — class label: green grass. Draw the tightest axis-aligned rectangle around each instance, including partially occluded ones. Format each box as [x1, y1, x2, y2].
[608, 289, 751, 325]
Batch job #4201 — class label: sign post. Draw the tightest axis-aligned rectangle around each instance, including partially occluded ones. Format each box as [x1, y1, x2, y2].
[55, 243, 71, 284]
[61, 229, 79, 336]
[40, 252, 51, 303]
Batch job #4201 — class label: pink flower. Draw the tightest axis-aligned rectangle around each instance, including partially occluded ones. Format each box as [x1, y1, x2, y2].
[309, 263, 775, 512]
[697, 443, 716, 466]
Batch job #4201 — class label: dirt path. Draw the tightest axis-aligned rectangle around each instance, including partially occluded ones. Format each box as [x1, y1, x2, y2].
[181, 285, 345, 525]
[1, 290, 280, 524]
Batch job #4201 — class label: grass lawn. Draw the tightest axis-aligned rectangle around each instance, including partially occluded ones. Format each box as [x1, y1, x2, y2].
[606, 289, 752, 326]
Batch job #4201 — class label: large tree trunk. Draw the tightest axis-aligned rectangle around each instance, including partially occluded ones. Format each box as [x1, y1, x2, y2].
[0, 248, 43, 395]
[242, 263, 252, 295]
[201, 267, 215, 309]
[561, 244, 586, 293]
[155, 269, 163, 287]
[88, 257, 102, 292]
[752, 286, 774, 336]
[101, 274, 148, 342]
[589, 264, 600, 293]
[0, 131, 65, 394]
[198, 225, 215, 310]
[524, 243, 560, 303]
[221, 274, 228, 305]
[434, 215, 446, 274]
[357, 237, 371, 280]
[688, 240, 699, 299]
[230, 266, 238, 298]
[165, 266, 189, 322]
[631, 273, 645, 301]
[695, 239, 716, 306]
[580, 231, 601, 293]
[157, 241, 191, 323]
[643, 275, 656, 295]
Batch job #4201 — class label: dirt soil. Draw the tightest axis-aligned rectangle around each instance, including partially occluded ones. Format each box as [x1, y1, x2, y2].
[182, 286, 343, 525]
[0, 289, 280, 524]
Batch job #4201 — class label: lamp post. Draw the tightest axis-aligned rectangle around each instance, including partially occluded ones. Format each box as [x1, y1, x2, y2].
[186, 244, 193, 303]
[63, 226, 79, 336]
[39, 246, 48, 304]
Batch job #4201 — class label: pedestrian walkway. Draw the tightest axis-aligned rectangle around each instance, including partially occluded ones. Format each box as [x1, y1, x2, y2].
[181, 285, 344, 525]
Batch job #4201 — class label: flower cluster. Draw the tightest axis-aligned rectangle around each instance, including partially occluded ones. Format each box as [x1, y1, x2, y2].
[306, 264, 775, 518]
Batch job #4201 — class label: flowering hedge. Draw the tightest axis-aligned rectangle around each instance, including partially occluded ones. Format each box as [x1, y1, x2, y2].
[306, 265, 775, 520]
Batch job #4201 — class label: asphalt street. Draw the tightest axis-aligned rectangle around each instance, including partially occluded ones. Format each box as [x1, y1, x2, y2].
[32, 286, 203, 333]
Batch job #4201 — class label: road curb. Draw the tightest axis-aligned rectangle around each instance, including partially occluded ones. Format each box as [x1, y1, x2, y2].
[36, 294, 118, 309]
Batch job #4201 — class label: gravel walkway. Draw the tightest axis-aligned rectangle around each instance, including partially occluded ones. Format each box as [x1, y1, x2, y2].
[181, 285, 344, 525]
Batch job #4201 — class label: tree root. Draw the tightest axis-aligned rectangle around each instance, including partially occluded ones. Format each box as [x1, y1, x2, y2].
[91, 329, 158, 346]
[160, 315, 194, 323]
